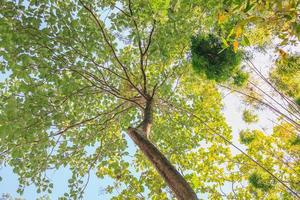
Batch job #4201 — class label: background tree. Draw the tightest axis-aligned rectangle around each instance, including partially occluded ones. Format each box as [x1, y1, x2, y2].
[242, 110, 259, 124]
[231, 123, 300, 199]
[270, 55, 300, 105]
[190, 1, 300, 198]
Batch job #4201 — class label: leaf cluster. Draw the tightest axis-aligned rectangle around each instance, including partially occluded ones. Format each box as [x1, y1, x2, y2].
[191, 34, 242, 82]
[242, 109, 259, 124]
[239, 129, 256, 144]
[270, 55, 300, 105]
[248, 171, 273, 192]
[233, 70, 249, 87]
[235, 123, 300, 198]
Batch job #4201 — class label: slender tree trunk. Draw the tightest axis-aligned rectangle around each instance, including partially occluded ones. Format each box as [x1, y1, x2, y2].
[127, 127, 198, 200]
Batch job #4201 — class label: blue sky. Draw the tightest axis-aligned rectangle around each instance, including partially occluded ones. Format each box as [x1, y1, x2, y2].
[0, 163, 115, 199]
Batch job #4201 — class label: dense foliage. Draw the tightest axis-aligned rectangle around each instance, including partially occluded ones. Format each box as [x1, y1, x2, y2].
[0, 0, 233, 199]
[191, 34, 242, 82]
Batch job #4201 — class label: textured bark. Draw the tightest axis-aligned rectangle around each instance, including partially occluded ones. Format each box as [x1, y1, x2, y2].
[137, 98, 153, 138]
[127, 127, 198, 200]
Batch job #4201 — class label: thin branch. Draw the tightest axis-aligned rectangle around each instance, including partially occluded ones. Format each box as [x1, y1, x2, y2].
[143, 21, 156, 56]
[248, 80, 300, 121]
[218, 84, 300, 131]
[51, 102, 126, 137]
[245, 57, 300, 114]
[78, 0, 146, 99]
[128, 0, 147, 93]
[115, 5, 131, 17]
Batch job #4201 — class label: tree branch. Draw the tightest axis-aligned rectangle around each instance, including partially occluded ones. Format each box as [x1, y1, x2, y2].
[128, 0, 147, 94]
[78, 0, 146, 99]
[143, 21, 156, 56]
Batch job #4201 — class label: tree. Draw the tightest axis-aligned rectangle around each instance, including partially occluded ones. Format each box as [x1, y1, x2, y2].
[0, 0, 233, 199]
[0, 0, 299, 199]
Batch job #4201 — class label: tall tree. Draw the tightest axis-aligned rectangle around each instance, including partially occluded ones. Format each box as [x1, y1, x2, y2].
[0, 0, 299, 199]
[0, 0, 233, 199]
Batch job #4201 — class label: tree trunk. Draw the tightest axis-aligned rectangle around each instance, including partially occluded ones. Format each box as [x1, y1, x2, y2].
[127, 127, 198, 200]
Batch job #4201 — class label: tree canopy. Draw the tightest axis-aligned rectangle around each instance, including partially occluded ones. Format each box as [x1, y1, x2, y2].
[0, 0, 299, 199]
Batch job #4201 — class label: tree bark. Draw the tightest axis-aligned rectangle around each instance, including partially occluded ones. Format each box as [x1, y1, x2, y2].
[127, 127, 198, 200]
[137, 97, 153, 138]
